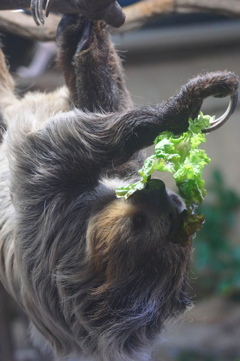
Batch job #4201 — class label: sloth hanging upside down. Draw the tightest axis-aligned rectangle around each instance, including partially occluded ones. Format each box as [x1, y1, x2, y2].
[0, 2, 238, 361]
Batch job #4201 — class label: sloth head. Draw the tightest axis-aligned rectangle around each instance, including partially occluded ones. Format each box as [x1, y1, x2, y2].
[86, 179, 191, 295]
[24, 179, 193, 359]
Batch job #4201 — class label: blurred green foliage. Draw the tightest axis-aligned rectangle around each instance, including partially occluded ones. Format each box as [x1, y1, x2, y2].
[193, 170, 240, 299]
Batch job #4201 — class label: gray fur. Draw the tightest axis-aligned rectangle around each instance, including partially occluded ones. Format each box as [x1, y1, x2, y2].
[0, 16, 238, 361]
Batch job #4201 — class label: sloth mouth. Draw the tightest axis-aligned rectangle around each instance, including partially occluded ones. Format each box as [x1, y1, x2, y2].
[130, 178, 200, 245]
[145, 178, 186, 213]
[144, 178, 204, 240]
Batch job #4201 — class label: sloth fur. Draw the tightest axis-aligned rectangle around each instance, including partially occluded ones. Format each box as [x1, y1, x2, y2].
[0, 15, 238, 361]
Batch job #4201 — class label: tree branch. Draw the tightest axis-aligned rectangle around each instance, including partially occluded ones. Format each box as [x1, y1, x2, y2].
[176, 0, 240, 17]
[0, 1, 67, 41]
[0, 10, 59, 41]
[121, 0, 174, 31]
[0, 0, 240, 41]
[120, 0, 240, 31]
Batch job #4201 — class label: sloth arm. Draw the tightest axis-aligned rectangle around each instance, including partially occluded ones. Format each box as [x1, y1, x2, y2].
[11, 71, 237, 198]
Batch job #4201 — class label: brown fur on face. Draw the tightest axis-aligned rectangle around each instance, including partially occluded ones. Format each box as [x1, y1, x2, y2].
[86, 200, 138, 274]
[86, 190, 190, 293]
[0, 12, 238, 361]
[86, 185, 188, 274]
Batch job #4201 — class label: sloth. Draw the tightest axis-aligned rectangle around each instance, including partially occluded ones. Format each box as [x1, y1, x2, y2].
[0, 13, 238, 361]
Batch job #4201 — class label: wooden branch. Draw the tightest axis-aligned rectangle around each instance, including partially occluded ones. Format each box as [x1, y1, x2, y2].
[120, 0, 240, 31]
[176, 0, 240, 17]
[121, 0, 174, 31]
[0, 0, 240, 41]
[0, 10, 59, 41]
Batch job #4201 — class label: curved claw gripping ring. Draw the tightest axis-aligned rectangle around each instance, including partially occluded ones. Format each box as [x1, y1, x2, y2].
[31, 0, 125, 27]
[203, 92, 238, 133]
[31, 0, 53, 26]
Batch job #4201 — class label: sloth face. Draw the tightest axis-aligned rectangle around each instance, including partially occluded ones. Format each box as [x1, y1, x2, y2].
[86, 179, 190, 282]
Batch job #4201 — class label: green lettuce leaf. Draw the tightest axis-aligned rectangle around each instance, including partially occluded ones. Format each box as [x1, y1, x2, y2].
[116, 112, 212, 207]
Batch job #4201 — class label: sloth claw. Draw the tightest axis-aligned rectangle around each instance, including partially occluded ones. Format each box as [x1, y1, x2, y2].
[31, 0, 125, 28]
[31, 0, 53, 25]
[45, 0, 54, 17]
[31, 0, 45, 25]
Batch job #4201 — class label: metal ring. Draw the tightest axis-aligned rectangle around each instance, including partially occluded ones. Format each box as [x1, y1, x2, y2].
[203, 91, 238, 133]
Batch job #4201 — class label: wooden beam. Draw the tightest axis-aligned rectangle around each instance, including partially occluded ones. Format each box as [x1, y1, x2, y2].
[0, 10, 59, 41]
[120, 0, 240, 31]
[0, 0, 240, 41]
[176, 0, 240, 17]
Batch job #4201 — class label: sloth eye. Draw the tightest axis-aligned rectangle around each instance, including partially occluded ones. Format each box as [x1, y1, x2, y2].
[132, 213, 146, 229]
[170, 194, 183, 207]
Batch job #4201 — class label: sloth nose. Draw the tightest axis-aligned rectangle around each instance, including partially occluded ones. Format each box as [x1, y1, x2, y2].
[129, 179, 186, 214]
[129, 179, 169, 209]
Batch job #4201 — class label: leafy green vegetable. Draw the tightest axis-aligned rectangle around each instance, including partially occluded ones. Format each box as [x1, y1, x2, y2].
[116, 112, 213, 235]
